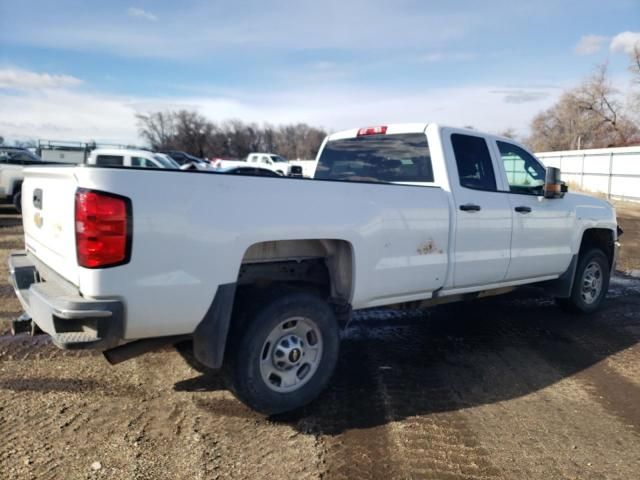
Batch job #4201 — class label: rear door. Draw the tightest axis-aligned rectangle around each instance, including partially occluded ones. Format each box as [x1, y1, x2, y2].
[444, 132, 512, 288]
[21, 167, 80, 285]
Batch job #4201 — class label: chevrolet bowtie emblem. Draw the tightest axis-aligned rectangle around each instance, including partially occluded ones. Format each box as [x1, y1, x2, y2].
[34, 212, 43, 228]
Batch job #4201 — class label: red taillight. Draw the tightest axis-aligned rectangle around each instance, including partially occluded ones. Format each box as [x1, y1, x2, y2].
[357, 125, 387, 136]
[75, 189, 131, 268]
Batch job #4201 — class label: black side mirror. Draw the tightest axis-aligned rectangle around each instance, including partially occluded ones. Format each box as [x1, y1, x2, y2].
[543, 166, 565, 199]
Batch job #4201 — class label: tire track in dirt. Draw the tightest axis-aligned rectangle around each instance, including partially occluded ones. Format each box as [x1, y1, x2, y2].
[484, 287, 640, 437]
[297, 311, 503, 480]
[366, 322, 501, 480]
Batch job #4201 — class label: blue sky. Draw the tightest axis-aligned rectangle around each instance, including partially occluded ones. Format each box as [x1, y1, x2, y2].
[0, 0, 639, 144]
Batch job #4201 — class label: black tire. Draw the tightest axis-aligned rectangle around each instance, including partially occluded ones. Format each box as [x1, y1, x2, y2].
[175, 340, 216, 374]
[12, 189, 22, 213]
[224, 291, 339, 414]
[556, 248, 610, 314]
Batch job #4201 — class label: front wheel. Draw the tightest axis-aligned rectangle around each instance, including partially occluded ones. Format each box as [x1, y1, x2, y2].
[556, 248, 610, 314]
[224, 291, 339, 414]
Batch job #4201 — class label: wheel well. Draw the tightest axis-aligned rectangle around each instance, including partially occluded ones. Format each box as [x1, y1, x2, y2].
[239, 239, 354, 303]
[580, 228, 614, 268]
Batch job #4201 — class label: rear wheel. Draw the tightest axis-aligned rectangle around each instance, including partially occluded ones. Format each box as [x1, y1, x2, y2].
[556, 248, 610, 314]
[224, 291, 339, 414]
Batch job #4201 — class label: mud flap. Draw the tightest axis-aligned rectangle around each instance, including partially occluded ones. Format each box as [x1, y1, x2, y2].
[192, 283, 237, 369]
[539, 254, 578, 298]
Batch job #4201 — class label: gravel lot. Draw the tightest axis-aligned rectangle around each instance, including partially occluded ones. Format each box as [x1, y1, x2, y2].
[1, 202, 639, 480]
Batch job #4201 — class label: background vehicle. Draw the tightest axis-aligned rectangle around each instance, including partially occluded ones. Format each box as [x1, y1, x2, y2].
[212, 153, 292, 175]
[162, 150, 212, 169]
[87, 148, 180, 169]
[246, 152, 291, 175]
[0, 147, 51, 212]
[216, 165, 283, 177]
[9, 123, 619, 414]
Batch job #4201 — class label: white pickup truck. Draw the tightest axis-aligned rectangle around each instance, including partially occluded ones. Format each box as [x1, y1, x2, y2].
[8, 124, 620, 414]
[212, 152, 291, 176]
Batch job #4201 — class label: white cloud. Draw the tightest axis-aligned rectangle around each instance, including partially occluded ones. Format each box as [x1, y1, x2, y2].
[574, 35, 608, 55]
[610, 31, 640, 55]
[127, 7, 158, 22]
[418, 52, 476, 63]
[0, 67, 82, 90]
[0, 80, 563, 144]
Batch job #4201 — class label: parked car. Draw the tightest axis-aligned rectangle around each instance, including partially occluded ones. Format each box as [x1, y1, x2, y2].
[9, 123, 620, 414]
[0, 147, 51, 212]
[216, 166, 283, 177]
[161, 150, 211, 169]
[87, 148, 180, 169]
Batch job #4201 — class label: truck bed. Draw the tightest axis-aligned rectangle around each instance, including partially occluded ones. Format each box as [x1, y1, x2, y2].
[21, 165, 450, 339]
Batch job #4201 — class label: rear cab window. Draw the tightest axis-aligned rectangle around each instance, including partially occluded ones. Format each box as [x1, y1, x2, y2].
[315, 133, 434, 184]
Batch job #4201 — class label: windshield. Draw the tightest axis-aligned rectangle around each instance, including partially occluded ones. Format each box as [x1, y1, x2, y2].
[270, 155, 288, 163]
[0, 148, 41, 163]
[153, 154, 180, 169]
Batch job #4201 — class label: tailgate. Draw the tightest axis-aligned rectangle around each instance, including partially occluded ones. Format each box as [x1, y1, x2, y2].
[21, 166, 80, 286]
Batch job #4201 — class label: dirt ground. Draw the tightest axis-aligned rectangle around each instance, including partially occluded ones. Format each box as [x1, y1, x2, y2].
[1, 202, 639, 480]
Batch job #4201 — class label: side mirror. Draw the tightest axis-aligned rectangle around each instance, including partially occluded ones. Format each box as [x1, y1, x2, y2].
[543, 167, 566, 199]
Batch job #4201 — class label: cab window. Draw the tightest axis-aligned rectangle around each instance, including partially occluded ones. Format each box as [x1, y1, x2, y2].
[131, 156, 158, 168]
[451, 134, 496, 191]
[497, 141, 545, 194]
[95, 155, 124, 166]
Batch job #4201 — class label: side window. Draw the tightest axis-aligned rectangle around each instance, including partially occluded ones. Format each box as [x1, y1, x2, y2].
[95, 155, 124, 166]
[131, 156, 157, 168]
[451, 134, 496, 191]
[261, 156, 270, 164]
[497, 141, 546, 194]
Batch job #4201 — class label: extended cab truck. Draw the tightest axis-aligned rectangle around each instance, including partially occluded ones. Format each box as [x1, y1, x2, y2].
[8, 124, 620, 414]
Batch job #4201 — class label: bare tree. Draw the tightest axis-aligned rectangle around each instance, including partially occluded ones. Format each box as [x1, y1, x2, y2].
[497, 128, 517, 139]
[526, 64, 640, 151]
[136, 110, 327, 159]
[136, 111, 176, 150]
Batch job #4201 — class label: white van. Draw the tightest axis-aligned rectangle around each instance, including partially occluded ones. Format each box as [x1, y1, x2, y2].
[87, 149, 179, 169]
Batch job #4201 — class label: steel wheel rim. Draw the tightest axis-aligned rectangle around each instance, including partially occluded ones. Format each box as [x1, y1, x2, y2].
[259, 316, 323, 393]
[580, 261, 603, 305]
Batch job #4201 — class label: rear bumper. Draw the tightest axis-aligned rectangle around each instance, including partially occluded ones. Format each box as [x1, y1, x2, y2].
[8, 251, 124, 350]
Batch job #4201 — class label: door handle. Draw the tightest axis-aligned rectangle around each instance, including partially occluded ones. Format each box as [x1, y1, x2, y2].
[459, 203, 481, 212]
[515, 206, 532, 213]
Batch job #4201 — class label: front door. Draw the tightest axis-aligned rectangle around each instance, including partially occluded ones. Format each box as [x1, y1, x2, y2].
[494, 140, 575, 280]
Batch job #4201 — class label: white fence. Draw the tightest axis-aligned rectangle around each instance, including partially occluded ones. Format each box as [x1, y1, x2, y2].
[536, 146, 640, 202]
